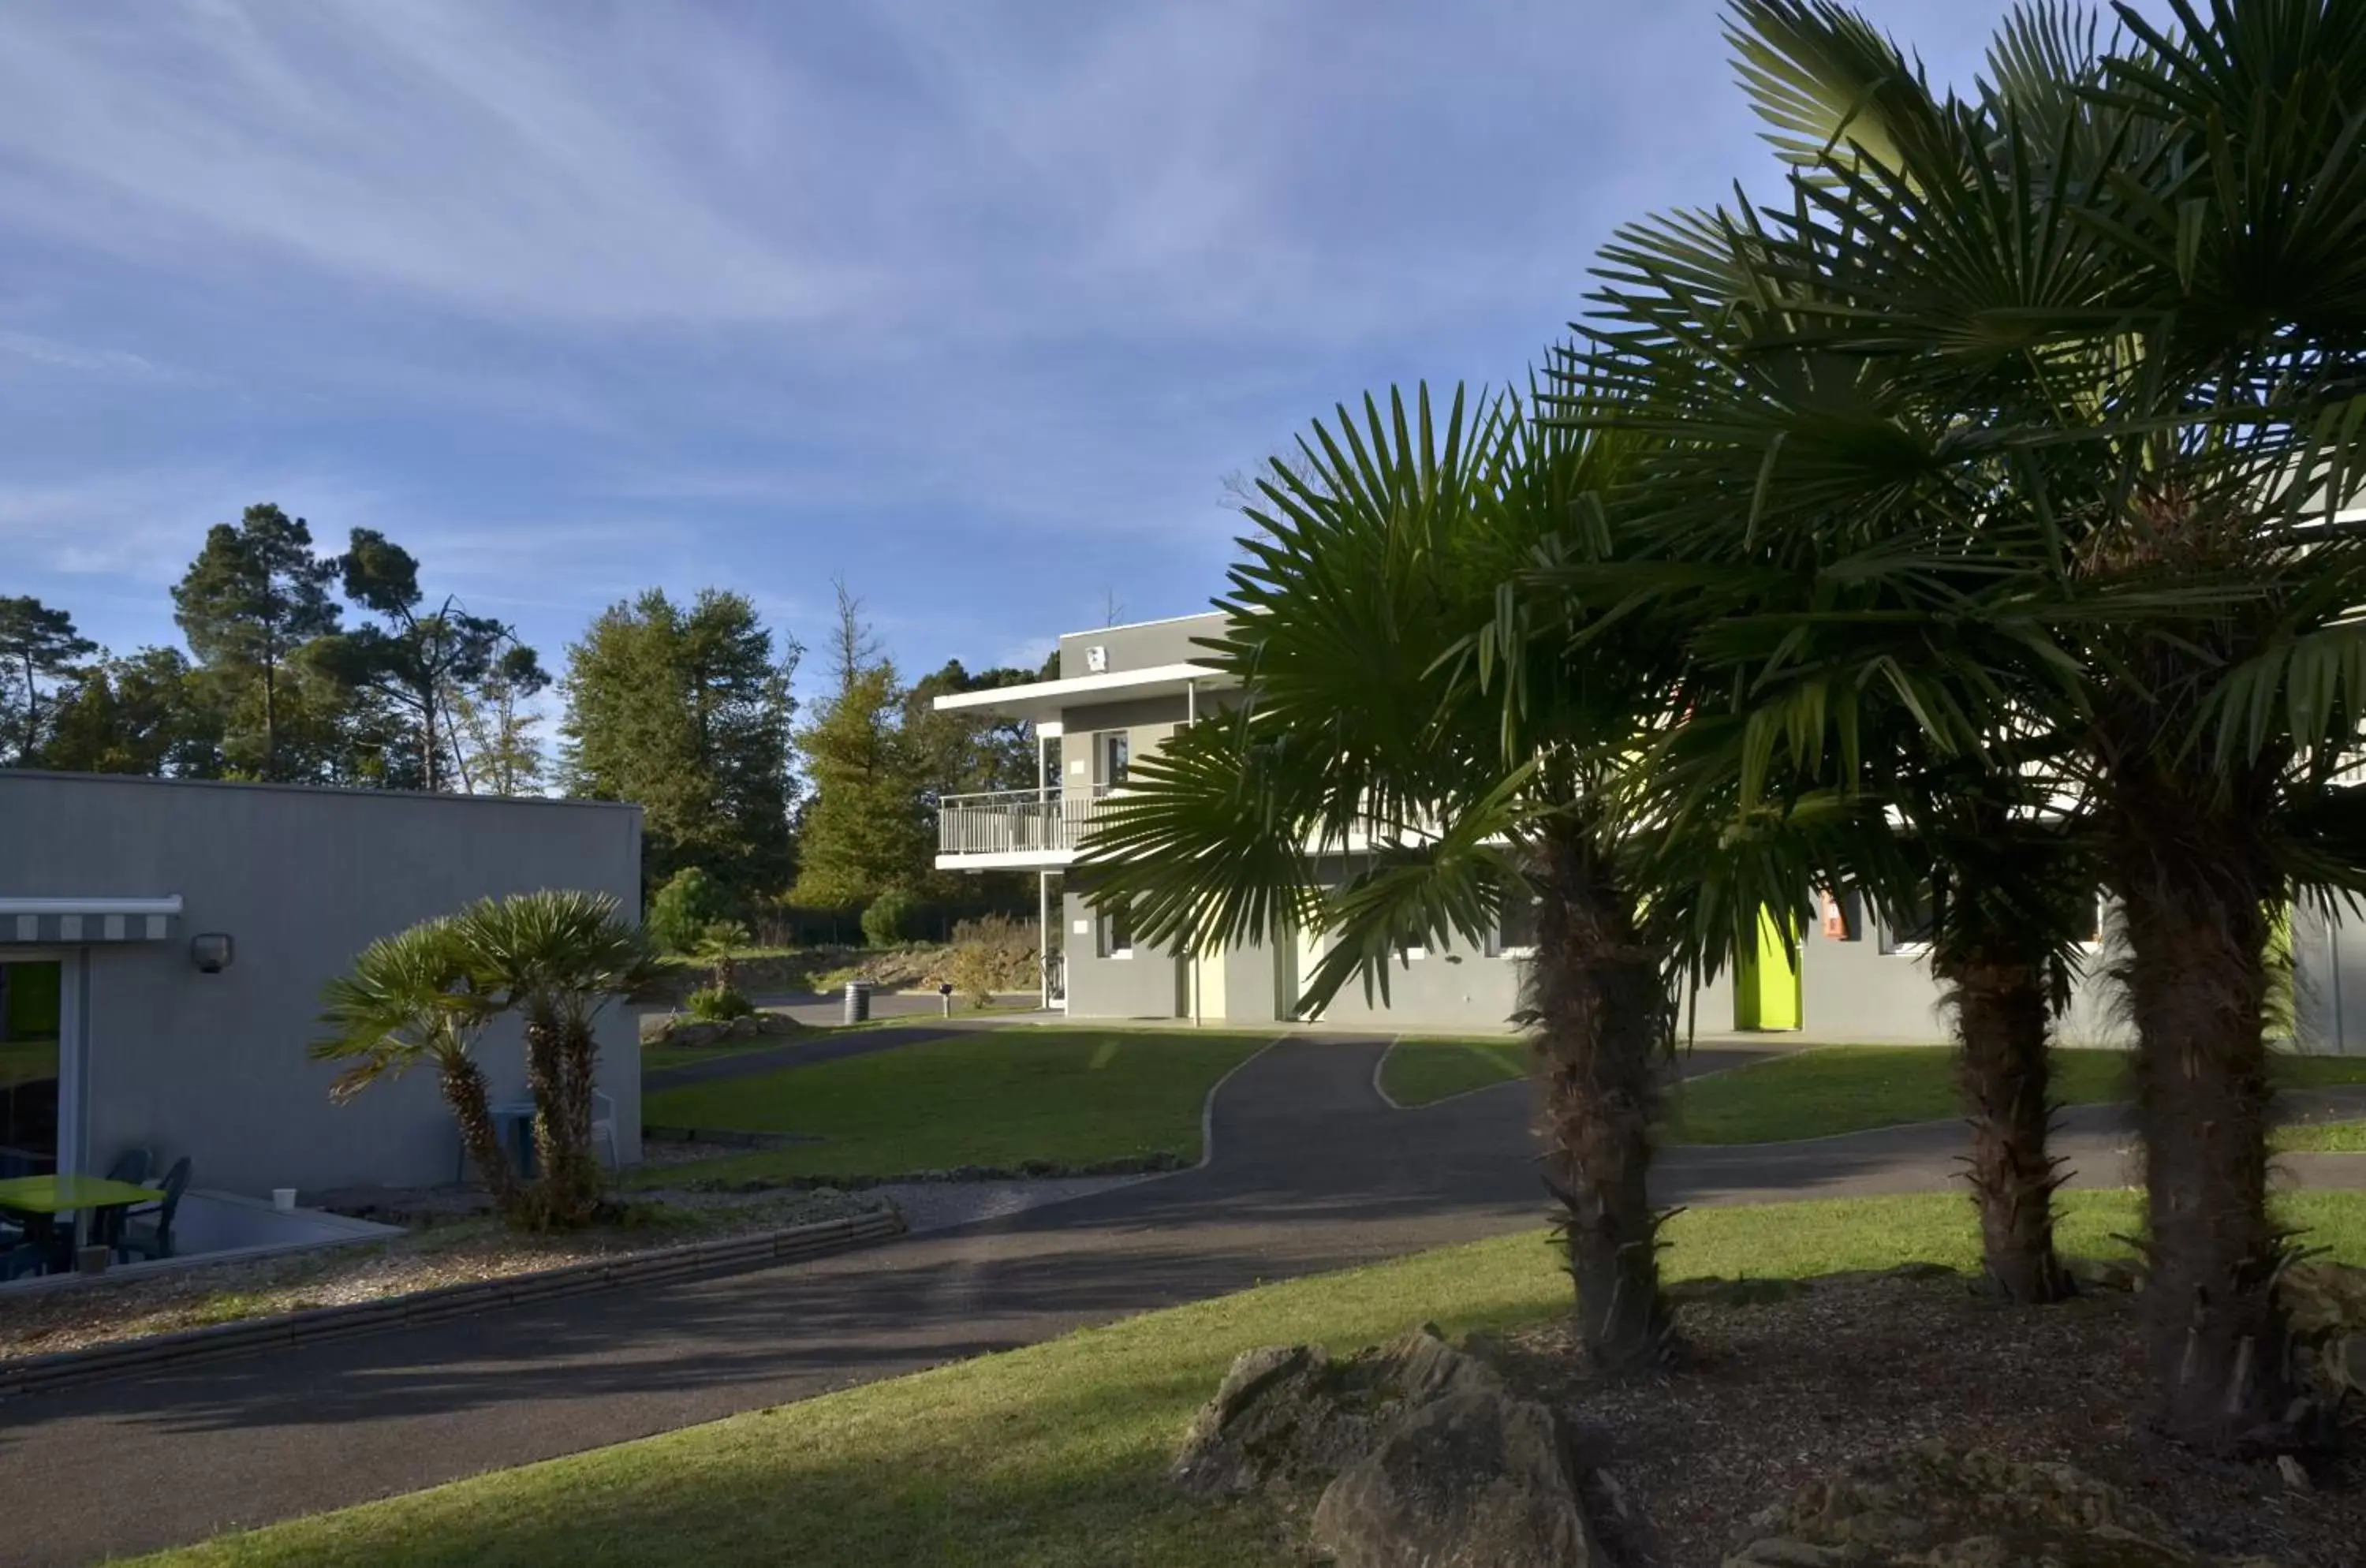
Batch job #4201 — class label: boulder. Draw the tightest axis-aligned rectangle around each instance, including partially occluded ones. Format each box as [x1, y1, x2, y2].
[2064, 1255, 2145, 1294]
[2283, 1262, 2366, 1338]
[1310, 1388, 1603, 1567]
[1726, 1441, 2277, 1567]
[1171, 1327, 1502, 1498]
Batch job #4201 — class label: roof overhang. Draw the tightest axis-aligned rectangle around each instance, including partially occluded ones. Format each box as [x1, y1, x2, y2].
[0, 896, 185, 945]
[931, 663, 1232, 723]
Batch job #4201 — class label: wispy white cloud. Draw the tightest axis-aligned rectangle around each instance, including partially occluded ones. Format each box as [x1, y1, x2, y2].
[0, 330, 171, 380]
[0, 0, 2093, 683]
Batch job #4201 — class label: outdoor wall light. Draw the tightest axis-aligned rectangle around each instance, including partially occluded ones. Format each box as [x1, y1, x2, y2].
[189, 933, 234, 974]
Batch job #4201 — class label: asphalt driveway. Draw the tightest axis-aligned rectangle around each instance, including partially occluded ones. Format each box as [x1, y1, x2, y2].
[2, 1036, 2358, 1566]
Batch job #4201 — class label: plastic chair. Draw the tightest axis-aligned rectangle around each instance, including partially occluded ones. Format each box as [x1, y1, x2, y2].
[103, 1148, 153, 1185]
[0, 1242, 47, 1282]
[115, 1156, 190, 1263]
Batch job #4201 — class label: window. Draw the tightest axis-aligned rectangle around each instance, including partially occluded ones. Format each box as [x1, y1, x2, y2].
[0, 960, 63, 1179]
[1493, 894, 1540, 958]
[1102, 732, 1130, 787]
[1097, 902, 1134, 959]
[1879, 886, 1935, 954]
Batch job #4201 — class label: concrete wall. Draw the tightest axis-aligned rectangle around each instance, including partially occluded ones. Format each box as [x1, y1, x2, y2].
[1059, 884, 1184, 1019]
[1058, 612, 1227, 680]
[1310, 928, 1528, 1032]
[0, 771, 644, 1197]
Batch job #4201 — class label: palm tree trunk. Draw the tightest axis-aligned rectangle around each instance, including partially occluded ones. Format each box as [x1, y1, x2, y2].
[1941, 951, 2070, 1303]
[551, 1016, 604, 1219]
[520, 1002, 594, 1227]
[2112, 810, 2303, 1451]
[1532, 816, 1674, 1370]
[438, 1049, 527, 1221]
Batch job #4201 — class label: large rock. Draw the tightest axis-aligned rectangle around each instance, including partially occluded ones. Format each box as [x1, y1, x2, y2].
[1725, 1442, 2278, 1567]
[2283, 1262, 2366, 1338]
[1171, 1327, 1502, 1497]
[1311, 1388, 1603, 1567]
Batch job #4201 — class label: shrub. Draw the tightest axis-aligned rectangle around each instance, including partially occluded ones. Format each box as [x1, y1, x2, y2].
[647, 868, 729, 955]
[685, 985, 756, 1022]
[946, 913, 1039, 1006]
[862, 887, 920, 948]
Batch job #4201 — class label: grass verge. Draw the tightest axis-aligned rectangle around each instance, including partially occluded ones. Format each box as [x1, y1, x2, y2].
[1665, 1045, 2366, 1145]
[637, 1029, 1270, 1185]
[2278, 1118, 2366, 1153]
[1377, 1037, 1528, 1107]
[148, 1187, 2366, 1568]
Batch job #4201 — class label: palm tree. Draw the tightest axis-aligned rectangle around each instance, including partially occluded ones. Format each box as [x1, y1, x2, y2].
[314, 919, 526, 1222]
[1083, 385, 1812, 1369]
[448, 890, 658, 1228]
[1572, 0, 2366, 1446]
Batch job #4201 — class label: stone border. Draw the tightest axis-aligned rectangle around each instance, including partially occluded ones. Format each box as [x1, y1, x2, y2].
[0, 1208, 905, 1400]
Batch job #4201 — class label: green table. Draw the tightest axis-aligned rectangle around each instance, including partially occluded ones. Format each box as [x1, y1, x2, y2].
[0, 1174, 166, 1272]
[0, 1174, 165, 1215]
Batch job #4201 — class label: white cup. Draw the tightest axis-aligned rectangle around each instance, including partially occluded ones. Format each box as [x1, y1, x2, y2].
[271, 1187, 297, 1212]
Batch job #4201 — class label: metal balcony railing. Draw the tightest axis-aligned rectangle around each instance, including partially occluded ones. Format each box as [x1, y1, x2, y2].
[937, 787, 1116, 857]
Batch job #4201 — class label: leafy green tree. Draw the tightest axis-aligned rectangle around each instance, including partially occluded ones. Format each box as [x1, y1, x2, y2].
[449, 644, 550, 797]
[312, 528, 534, 792]
[41, 648, 225, 776]
[1580, 0, 2366, 1447]
[561, 589, 797, 897]
[0, 595, 97, 765]
[790, 583, 932, 907]
[446, 890, 657, 1228]
[313, 919, 526, 1222]
[904, 660, 1042, 797]
[170, 504, 341, 781]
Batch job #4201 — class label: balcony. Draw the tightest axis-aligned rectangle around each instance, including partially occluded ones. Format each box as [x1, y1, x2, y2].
[936, 788, 1115, 868]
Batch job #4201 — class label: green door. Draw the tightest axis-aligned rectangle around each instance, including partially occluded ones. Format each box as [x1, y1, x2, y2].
[1733, 913, 1802, 1032]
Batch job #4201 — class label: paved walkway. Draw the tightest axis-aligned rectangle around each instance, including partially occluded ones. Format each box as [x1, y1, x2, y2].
[4, 1039, 2361, 1566]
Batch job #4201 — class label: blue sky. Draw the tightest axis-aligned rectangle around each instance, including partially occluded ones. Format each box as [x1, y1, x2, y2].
[1, 1, 2095, 689]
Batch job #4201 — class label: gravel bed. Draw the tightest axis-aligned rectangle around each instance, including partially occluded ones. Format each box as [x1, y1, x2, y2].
[0, 1186, 886, 1363]
[866, 1173, 1155, 1234]
[1493, 1270, 2366, 1566]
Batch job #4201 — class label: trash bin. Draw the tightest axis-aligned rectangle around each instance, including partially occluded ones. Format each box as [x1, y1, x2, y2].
[842, 979, 873, 1025]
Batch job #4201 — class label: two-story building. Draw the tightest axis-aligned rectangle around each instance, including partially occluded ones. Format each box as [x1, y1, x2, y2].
[935, 611, 2366, 1050]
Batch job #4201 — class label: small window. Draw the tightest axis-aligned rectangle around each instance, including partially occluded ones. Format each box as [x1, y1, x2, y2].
[1097, 902, 1134, 959]
[1494, 894, 1540, 958]
[1880, 887, 1935, 955]
[1103, 732, 1130, 787]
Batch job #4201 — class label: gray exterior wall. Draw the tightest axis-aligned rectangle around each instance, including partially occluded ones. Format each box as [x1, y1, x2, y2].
[1058, 612, 1227, 680]
[1311, 928, 1527, 1032]
[1060, 885, 1183, 1019]
[0, 771, 644, 1197]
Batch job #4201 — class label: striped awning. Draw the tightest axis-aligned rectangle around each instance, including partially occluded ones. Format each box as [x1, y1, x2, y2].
[0, 898, 183, 944]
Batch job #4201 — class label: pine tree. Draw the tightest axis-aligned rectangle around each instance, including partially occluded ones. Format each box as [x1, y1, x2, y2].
[561, 588, 796, 897]
[170, 505, 341, 781]
[314, 528, 530, 792]
[0, 596, 97, 765]
[790, 582, 933, 906]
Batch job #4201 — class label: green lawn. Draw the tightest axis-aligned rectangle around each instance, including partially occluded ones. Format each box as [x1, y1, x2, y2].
[1665, 1044, 2366, 1145]
[2278, 1118, 2366, 1152]
[1378, 1037, 1528, 1107]
[638, 1029, 1271, 1184]
[147, 1187, 2366, 1568]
